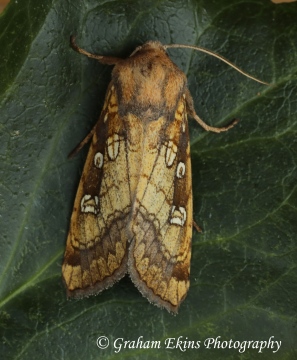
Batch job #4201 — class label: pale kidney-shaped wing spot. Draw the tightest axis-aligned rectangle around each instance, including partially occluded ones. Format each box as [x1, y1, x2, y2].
[107, 133, 120, 160]
[81, 194, 99, 214]
[103, 113, 108, 123]
[165, 140, 177, 167]
[94, 152, 104, 169]
[170, 205, 187, 226]
[80, 194, 91, 212]
[176, 161, 186, 178]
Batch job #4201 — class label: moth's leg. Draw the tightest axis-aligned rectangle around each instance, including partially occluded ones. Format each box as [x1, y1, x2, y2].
[185, 89, 238, 133]
[68, 123, 97, 158]
[193, 220, 202, 233]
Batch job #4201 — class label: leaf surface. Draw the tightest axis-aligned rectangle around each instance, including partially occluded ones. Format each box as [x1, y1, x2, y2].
[0, 0, 296, 359]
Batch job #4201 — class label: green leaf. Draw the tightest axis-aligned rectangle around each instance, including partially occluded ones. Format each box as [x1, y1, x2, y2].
[1, 0, 296, 359]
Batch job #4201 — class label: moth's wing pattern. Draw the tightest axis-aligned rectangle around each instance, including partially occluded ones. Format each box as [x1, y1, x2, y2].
[129, 95, 193, 313]
[62, 84, 137, 297]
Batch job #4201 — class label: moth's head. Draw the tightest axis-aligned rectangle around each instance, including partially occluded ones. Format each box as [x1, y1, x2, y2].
[129, 41, 167, 58]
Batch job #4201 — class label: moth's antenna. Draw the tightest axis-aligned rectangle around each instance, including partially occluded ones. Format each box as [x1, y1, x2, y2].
[70, 36, 122, 65]
[164, 44, 270, 86]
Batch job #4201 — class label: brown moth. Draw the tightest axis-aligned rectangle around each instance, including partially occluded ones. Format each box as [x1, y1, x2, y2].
[62, 37, 268, 313]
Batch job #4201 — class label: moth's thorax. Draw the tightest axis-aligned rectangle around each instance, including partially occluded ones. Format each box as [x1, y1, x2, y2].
[112, 42, 187, 120]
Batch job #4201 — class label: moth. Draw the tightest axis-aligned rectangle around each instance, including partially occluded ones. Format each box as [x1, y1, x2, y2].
[62, 36, 268, 313]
